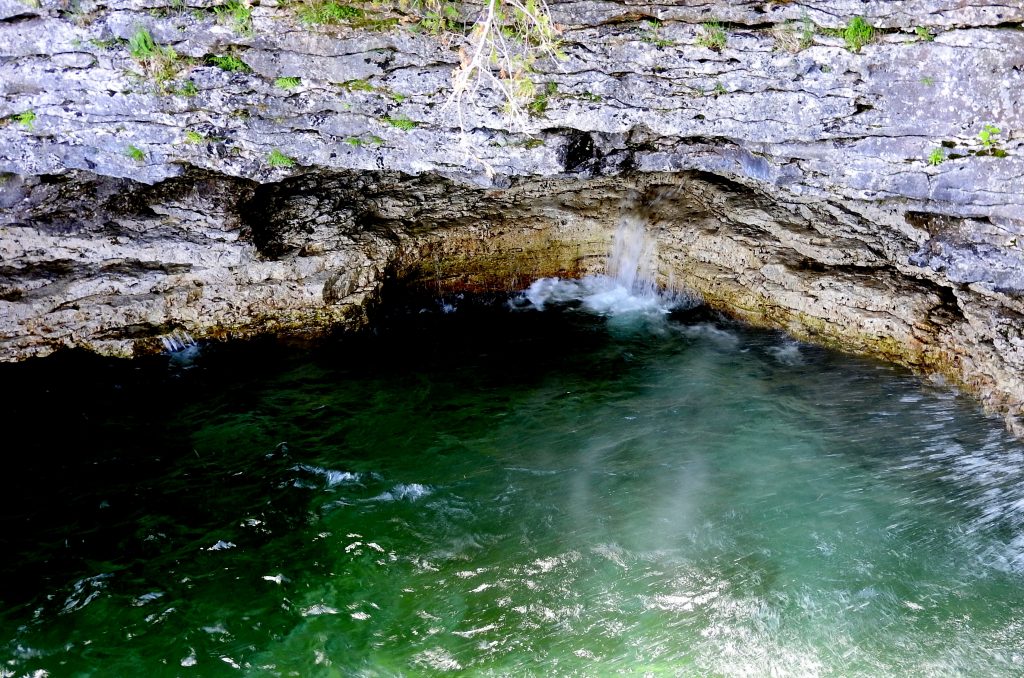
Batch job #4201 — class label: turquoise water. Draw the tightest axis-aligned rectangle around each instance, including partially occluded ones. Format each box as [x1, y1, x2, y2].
[2, 294, 1024, 677]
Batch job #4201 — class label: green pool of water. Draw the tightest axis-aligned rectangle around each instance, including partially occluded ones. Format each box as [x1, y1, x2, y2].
[2, 299, 1023, 676]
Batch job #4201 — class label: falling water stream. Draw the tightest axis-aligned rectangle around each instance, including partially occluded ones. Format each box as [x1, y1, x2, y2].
[3, 216, 1024, 676]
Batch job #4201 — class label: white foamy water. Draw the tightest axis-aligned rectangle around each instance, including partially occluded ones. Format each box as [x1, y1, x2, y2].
[767, 340, 804, 365]
[372, 483, 432, 502]
[516, 213, 696, 317]
[160, 330, 196, 354]
[60, 573, 112, 614]
[301, 604, 339, 617]
[522, 276, 682, 316]
[206, 540, 236, 551]
[292, 464, 361, 488]
[162, 330, 202, 368]
[895, 425, 1024, 574]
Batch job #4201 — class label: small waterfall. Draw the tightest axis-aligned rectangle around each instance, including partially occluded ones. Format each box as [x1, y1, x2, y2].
[605, 212, 659, 297]
[518, 208, 695, 317]
[160, 330, 197, 354]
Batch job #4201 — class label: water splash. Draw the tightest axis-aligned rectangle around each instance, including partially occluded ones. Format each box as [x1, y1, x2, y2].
[606, 213, 659, 296]
[516, 211, 695, 317]
[291, 464, 361, 489]
[161, 330, 201, 367]
[160, 330, 196, 353]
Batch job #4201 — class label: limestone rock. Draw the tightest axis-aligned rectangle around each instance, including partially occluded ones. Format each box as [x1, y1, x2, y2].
[1, 0, 1024, 432]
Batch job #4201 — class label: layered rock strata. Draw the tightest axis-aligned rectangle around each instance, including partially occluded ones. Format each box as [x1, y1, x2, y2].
[1, 0, 1023, 429]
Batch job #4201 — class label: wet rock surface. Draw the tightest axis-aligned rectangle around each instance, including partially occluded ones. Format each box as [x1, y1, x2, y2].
[1, 0, 1023, 430]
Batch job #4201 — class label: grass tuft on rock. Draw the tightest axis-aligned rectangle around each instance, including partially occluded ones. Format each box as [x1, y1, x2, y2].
[275, 76, 302, 90]
[843, 17, 874, 52]
[126, 145, 145, 162]
[128, 27, 181, 89]
[383, 115, 417, 131]
[215, 0, 254, 35]
[267, 149, 295, 167]
[296, 0, 362, 25]
[208, 54, 251, 72]
[697, 21, 727, 50]
[15, 110, 36, 129]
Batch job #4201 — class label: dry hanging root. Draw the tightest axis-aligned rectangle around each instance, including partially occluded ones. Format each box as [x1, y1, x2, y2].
[444, 0, 564, 174]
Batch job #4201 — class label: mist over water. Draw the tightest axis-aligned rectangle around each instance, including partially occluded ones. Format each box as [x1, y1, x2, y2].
[3, 220, 1024, 675]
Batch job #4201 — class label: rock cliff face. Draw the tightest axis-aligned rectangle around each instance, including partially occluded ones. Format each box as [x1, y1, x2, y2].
[1, 0, 1023, 429]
